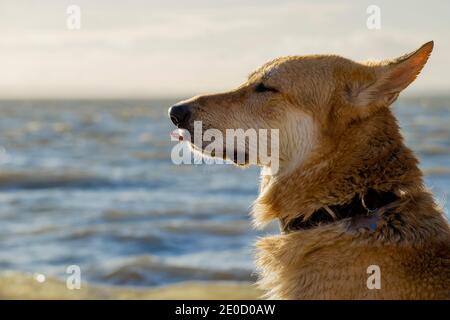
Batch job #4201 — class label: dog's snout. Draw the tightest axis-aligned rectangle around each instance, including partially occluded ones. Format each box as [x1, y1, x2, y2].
[168, 103, 192, 128]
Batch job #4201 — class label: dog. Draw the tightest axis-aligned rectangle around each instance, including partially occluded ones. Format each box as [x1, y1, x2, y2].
[168, 41, 450, 299]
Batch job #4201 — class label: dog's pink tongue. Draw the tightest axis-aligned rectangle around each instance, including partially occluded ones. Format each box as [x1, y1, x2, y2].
[170, 129, 184, 141]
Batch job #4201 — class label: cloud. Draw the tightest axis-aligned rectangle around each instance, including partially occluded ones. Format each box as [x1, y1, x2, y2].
[0, 0, 448, 98]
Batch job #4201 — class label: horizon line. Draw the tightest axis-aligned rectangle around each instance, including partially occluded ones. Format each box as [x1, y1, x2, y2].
[0, 91, 449, 101]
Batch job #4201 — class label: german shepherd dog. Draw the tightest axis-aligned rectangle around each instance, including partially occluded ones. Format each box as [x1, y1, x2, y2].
[169, 41, 450, 299]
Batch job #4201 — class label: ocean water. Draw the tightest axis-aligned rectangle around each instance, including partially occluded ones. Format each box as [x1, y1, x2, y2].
[0, 97, 448, 287]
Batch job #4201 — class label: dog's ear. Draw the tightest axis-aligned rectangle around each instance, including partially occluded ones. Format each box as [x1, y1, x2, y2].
[352, 41, 433, 108]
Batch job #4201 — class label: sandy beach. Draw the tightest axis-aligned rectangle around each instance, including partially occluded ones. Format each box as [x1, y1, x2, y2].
[0, 271, 262, 300]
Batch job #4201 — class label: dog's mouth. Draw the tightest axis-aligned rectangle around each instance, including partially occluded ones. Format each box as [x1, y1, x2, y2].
[170, 128, 250, 164]
[196, 143, 250, 165]
[170, 128, 189, 142]
[229, 149, 250, 165]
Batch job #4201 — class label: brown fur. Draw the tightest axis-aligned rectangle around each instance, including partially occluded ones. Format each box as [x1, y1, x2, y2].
[172, 41, 450, 299]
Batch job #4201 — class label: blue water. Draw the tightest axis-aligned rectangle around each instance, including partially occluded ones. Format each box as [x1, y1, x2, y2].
[0, 97, 448, 287]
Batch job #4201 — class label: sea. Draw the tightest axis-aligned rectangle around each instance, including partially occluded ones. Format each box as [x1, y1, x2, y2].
[0, 97, 448, 287]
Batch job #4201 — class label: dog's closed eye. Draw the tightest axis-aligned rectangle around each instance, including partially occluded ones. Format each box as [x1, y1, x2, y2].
[254, 82, 279, 93]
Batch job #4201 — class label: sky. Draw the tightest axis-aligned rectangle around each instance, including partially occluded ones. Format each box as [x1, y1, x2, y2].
[0, 0, 449, 98]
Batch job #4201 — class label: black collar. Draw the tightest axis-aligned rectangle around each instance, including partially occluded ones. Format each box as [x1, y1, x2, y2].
[280, 189, 400, 233]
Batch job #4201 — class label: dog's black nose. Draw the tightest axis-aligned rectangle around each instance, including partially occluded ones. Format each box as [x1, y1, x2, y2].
[168, 103, 192, 128]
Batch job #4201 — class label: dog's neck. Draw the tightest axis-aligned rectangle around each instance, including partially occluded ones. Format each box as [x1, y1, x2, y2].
[253, 107, 424, 228]
[279, 189, 400, 233]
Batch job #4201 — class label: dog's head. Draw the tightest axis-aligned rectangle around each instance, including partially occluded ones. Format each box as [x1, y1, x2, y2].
[169, 42, 433, 173]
